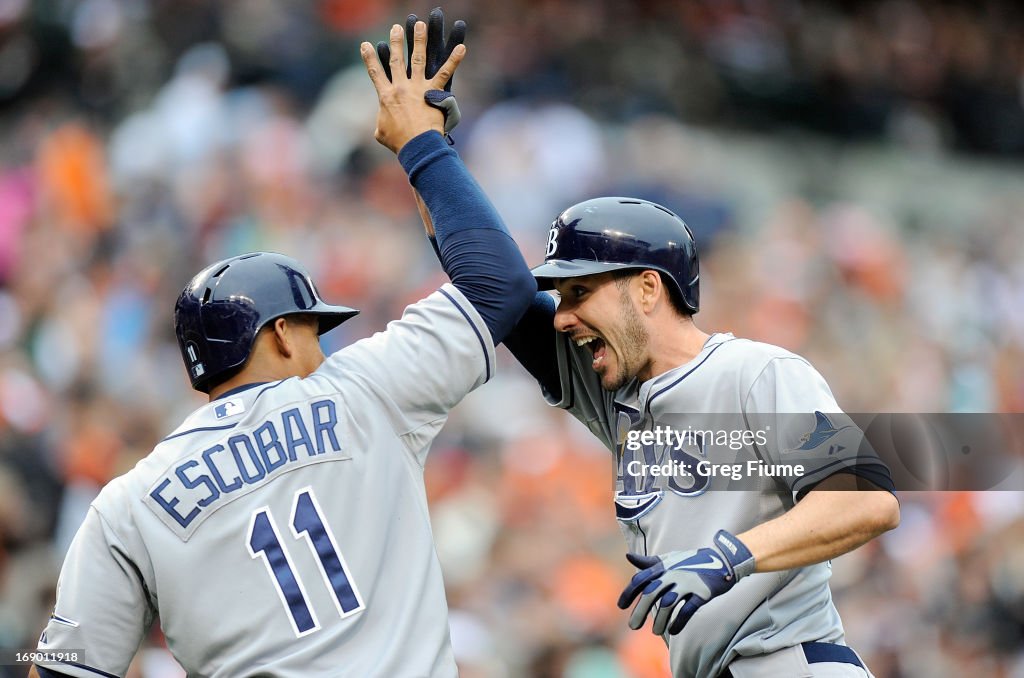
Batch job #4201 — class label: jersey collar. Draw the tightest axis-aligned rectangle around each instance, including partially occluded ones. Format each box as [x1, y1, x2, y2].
[213, 381, 270, 401]
[620, 332, 735, 411]
[168, 381, 277, 440]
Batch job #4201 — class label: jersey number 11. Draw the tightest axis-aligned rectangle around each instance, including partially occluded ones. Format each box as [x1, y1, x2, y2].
[247, 486, 365, 637]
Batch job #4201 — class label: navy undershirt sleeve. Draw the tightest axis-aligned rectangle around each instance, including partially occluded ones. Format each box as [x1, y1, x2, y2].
[425, 234, 561, 397]
[501, 292, 562, 401]
[795, 466, 897, 502]
[399, 131, 534, 344]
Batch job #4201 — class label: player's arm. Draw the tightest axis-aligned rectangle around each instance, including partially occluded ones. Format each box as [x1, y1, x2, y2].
[32, 507, 154, 678]
[387, 15, 562, 398]
[362, 23, 534, 345]
[739, 356, 900, 561]
[323, 21, 535, 445]
[734, 471, 899, 571]
[370, 17, 576, 420]
[416, 181, 562, 401]
[418, 185, 562, 396]
[617, 477, 899, 636]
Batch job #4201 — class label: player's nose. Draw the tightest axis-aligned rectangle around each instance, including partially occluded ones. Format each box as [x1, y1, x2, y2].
[553, 305, 577, 333]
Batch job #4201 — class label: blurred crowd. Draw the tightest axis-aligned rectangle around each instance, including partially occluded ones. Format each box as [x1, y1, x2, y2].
[0, 0, 1023, 677]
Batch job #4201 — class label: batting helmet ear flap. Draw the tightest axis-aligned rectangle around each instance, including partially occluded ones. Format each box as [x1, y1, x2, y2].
[531, 198, 700, 314]
[174, 252, 359, 393]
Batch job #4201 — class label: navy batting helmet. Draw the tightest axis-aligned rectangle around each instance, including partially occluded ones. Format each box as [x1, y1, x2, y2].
[530, 197, 700, 313]
[174, 252, 359, 393]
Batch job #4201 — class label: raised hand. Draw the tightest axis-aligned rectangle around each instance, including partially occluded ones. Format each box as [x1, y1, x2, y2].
[360, 21, 466, 154]
[376, 8, 466, 88]
[375, 8, 466, 136]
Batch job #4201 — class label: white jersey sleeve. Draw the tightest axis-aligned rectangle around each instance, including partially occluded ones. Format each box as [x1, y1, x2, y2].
[314, 283, 496, 461]
[38, 507, 154, 678]
[743, 356, 893, 500]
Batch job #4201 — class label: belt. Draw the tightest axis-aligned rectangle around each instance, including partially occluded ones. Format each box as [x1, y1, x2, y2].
[721, 642, 865, 677]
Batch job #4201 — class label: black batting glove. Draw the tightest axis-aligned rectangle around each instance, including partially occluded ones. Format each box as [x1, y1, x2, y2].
[375, 13, 418, 81]
[617, 530, 756, 636]
[424, 7, 466, 92]
[376, 7, 466, 138]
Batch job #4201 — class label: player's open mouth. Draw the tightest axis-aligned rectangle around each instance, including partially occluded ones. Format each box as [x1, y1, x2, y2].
[575, 335, 607, 370]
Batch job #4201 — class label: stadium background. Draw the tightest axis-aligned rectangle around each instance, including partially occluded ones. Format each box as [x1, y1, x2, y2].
[0, 0, 1022, 676]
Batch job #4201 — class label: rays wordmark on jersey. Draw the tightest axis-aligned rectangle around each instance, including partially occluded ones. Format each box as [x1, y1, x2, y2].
[613, 404, 709, 522]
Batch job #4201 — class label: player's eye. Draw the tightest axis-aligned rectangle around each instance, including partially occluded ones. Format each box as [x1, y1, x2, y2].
[572, 286, 588, 299]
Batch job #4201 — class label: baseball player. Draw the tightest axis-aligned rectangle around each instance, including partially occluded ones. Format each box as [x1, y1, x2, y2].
[410, 180, 900, 672]
[505, 199, 901, 677]
[31, 19, 535, 678]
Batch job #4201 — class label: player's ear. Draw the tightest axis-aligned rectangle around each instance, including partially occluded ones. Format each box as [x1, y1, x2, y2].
[639, 270, 661, 312]
[270, 317, 295, 359]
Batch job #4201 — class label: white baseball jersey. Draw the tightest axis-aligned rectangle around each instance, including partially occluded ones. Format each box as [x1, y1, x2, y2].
[38, 283, 495, 678]
[549, 332, 891, 678]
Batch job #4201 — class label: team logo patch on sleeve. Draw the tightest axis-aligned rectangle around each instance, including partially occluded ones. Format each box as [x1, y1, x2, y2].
[795, 411, 850, 450]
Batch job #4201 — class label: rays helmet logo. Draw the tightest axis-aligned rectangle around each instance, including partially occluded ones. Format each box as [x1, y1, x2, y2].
[545, 225, 560, 257]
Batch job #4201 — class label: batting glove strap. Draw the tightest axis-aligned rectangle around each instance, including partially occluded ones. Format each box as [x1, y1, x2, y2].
[425, 90, 461, 136]
[711, 529, 756, 581]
